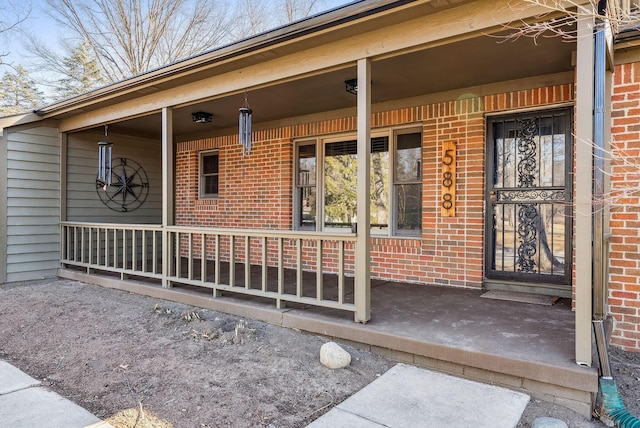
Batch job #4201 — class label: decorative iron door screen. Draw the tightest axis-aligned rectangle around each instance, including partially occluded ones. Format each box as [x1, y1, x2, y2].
[485, 109, 572, 285]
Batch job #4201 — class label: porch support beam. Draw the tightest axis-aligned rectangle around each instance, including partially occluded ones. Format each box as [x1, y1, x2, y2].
[574, 15, 595, 367]
[161, 107, 175, 288]
[355, 58, 371, 323]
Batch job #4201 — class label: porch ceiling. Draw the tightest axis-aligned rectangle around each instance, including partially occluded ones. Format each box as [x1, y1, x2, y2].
[104, 30, 575, 140]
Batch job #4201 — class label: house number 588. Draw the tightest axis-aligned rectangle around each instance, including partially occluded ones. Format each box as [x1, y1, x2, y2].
[441, 141, 456, 217]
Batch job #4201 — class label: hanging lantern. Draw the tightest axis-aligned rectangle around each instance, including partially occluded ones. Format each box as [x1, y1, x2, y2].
[97, 125, 112, 186]
[238, 92, 252, 157]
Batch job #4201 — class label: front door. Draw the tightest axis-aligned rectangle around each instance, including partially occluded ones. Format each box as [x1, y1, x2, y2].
[485, 108, 573, 290]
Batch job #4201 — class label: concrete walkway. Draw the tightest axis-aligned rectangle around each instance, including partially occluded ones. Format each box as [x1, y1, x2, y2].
[0, 360, 110, 428]
[308, 363, 530, 428]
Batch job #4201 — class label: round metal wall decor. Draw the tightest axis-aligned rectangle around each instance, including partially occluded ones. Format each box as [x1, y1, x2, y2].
[96, 157, 149, 212]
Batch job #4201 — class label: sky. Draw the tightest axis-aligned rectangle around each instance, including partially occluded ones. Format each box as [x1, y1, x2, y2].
[2, 1, 59, 66]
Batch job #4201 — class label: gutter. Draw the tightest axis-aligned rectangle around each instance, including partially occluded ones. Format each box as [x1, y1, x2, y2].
[34, 0, 415, 117]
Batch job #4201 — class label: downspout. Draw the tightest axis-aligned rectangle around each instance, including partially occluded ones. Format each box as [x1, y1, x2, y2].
[592, 3, 640, 425]
[592, 4, 607, 324]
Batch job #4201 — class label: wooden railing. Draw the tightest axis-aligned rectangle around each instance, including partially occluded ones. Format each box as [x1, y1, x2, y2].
[61, 222, 358, 314]
[60, 222, 163, 280]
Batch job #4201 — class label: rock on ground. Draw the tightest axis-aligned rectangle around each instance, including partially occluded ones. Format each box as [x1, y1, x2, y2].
[320, 342, 352, 369]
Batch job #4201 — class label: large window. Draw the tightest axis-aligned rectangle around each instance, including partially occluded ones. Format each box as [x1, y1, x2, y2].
[200, 151, 219, 198]
[294, 129, 421, 236]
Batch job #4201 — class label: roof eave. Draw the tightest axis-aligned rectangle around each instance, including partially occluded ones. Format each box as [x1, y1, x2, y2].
[35, 0, 414, 117]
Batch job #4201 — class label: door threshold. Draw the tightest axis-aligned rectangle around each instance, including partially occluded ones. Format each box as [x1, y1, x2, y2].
[483, 279, 571, 299]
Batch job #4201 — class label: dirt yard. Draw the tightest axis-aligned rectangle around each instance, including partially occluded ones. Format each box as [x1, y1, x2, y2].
[0, 279, 638, 427]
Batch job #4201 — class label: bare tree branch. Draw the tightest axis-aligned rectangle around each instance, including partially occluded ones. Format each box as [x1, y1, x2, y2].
[0, 1, 32, 68]
[284, 0, 324, 22]
[231, 0, 327, 40]
[498, 0, 640, 42]
[230, 0, 275, 40]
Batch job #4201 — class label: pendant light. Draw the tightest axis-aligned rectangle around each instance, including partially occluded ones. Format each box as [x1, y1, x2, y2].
[97, 125, 112, 186]
[239, 91, 252, 157]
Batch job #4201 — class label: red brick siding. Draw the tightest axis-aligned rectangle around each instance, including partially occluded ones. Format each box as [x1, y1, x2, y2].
[176, 134, 292, 230]
[609, 62, 640, 351]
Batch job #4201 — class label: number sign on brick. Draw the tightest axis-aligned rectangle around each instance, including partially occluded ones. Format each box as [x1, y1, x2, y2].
[441, 141, 456, 217]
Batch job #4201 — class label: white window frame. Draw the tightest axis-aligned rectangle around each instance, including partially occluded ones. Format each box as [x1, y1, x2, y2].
[294, 141, 317, 230]
[199, 150, 219, 199]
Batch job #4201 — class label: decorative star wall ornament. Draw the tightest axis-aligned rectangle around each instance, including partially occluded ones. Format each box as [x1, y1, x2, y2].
[96, 157, 149, 212]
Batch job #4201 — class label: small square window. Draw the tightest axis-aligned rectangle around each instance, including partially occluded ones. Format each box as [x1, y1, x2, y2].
[200, 152, 219, 198]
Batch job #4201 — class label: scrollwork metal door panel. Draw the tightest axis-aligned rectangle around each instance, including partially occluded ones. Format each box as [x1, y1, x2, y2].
[486, 109, 572, 285]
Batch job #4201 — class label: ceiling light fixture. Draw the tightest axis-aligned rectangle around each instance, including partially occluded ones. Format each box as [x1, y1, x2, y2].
[192, 111, 213, 123]
[345, 78, 358, 95]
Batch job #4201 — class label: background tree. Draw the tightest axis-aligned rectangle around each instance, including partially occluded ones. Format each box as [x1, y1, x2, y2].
[228, 0, 326, 43]
[370, 151, 389, 226]
[231, 0, 273, 39]
[0, 65, 44, 115]
[283, 0, 324, 22]
[324, 153, 357, 226]
[56, 39, 105, 98]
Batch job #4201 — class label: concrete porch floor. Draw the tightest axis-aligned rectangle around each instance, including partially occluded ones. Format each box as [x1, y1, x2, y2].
[58, 267, 599, 417]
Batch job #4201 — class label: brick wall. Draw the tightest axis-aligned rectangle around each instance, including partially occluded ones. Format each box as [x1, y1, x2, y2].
[609, 62, 640, 351]
[176, 130, 293, 230]
[419, 99, 485, 287]
[175, 84, 573, 290]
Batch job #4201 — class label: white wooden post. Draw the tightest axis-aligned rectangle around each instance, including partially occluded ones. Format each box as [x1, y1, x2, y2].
[355, 58, 371, 323]
[575, 16, 595, 367]
[162, 107, 174, 288]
